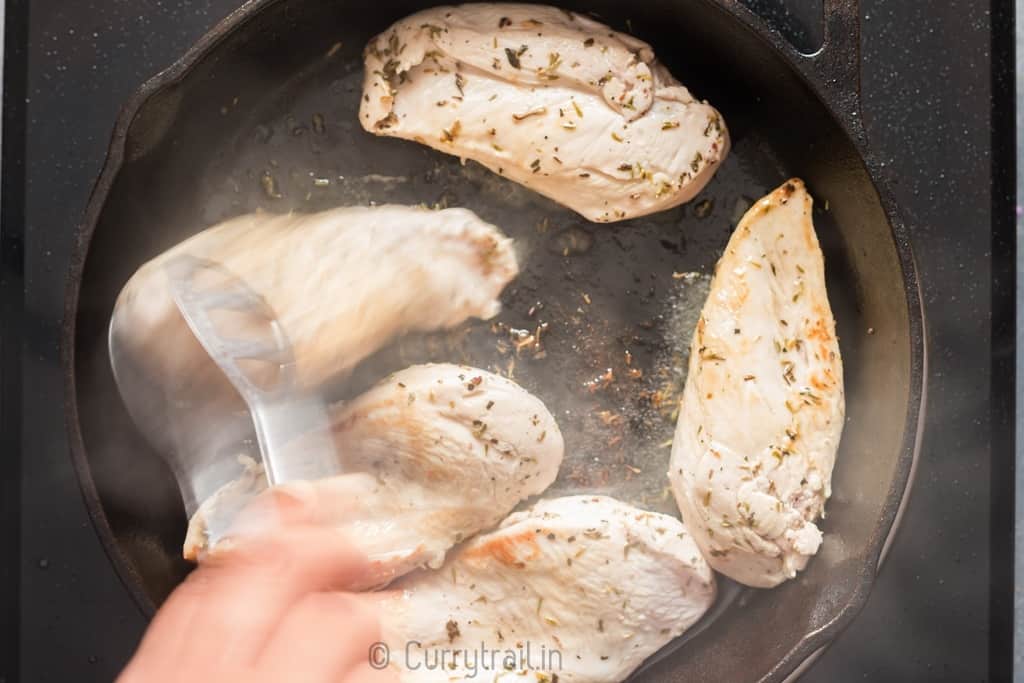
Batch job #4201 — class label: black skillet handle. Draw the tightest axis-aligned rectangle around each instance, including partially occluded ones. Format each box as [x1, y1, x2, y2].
[808, 0, 862, 122]
[729, 0, 865, 139]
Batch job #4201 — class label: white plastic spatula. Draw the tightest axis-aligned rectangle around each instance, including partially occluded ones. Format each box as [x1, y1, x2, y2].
[108, 252, 340, 550]
[162, 253, 341, 488]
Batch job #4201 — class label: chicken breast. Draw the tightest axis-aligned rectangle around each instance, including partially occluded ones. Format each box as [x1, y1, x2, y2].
[373, 495, 715, 682]
[360, 3, 729, 223]
[185, 363, 564, 590]
[667, 179, 844, 588]
[115, 205, 518, 393]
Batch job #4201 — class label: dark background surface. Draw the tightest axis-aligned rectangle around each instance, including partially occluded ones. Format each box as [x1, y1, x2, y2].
[7, 0, 1014, 681]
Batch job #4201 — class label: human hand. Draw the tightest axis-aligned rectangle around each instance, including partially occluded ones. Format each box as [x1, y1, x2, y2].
[116, 487, 396, 683]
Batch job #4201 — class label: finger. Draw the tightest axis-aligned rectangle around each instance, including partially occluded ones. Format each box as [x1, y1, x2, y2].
[233, 476, 371, 532]
[182, 527, 368, 665]
[125, 483, 368, 671]
[226, 480, 325, 534]
[258, 592, 381, 679]
[123, 499, 305, 675]
[139, 496, 370, 669]
[121, 581, 206, 677]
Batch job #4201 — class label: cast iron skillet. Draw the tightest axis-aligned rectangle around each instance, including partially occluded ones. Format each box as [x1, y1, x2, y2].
[63, 0, 926, 680]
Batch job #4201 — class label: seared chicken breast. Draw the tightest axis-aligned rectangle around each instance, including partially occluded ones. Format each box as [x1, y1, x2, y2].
[668, 179, 844, 588]
[360, 3, 729, 223]
[115, 205, 518, 393]
[186, 363, 564, 590]
[373, 495, 715, 682]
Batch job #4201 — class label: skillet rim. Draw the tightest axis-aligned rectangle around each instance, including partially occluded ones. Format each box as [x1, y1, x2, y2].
[59, 1, 927, 681]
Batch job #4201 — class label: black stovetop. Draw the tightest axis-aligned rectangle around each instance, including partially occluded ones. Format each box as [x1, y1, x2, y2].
[4, 1, 1015, 681]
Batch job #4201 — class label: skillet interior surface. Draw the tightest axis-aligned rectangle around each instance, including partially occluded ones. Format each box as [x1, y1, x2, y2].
[68, 1, 920, 681]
